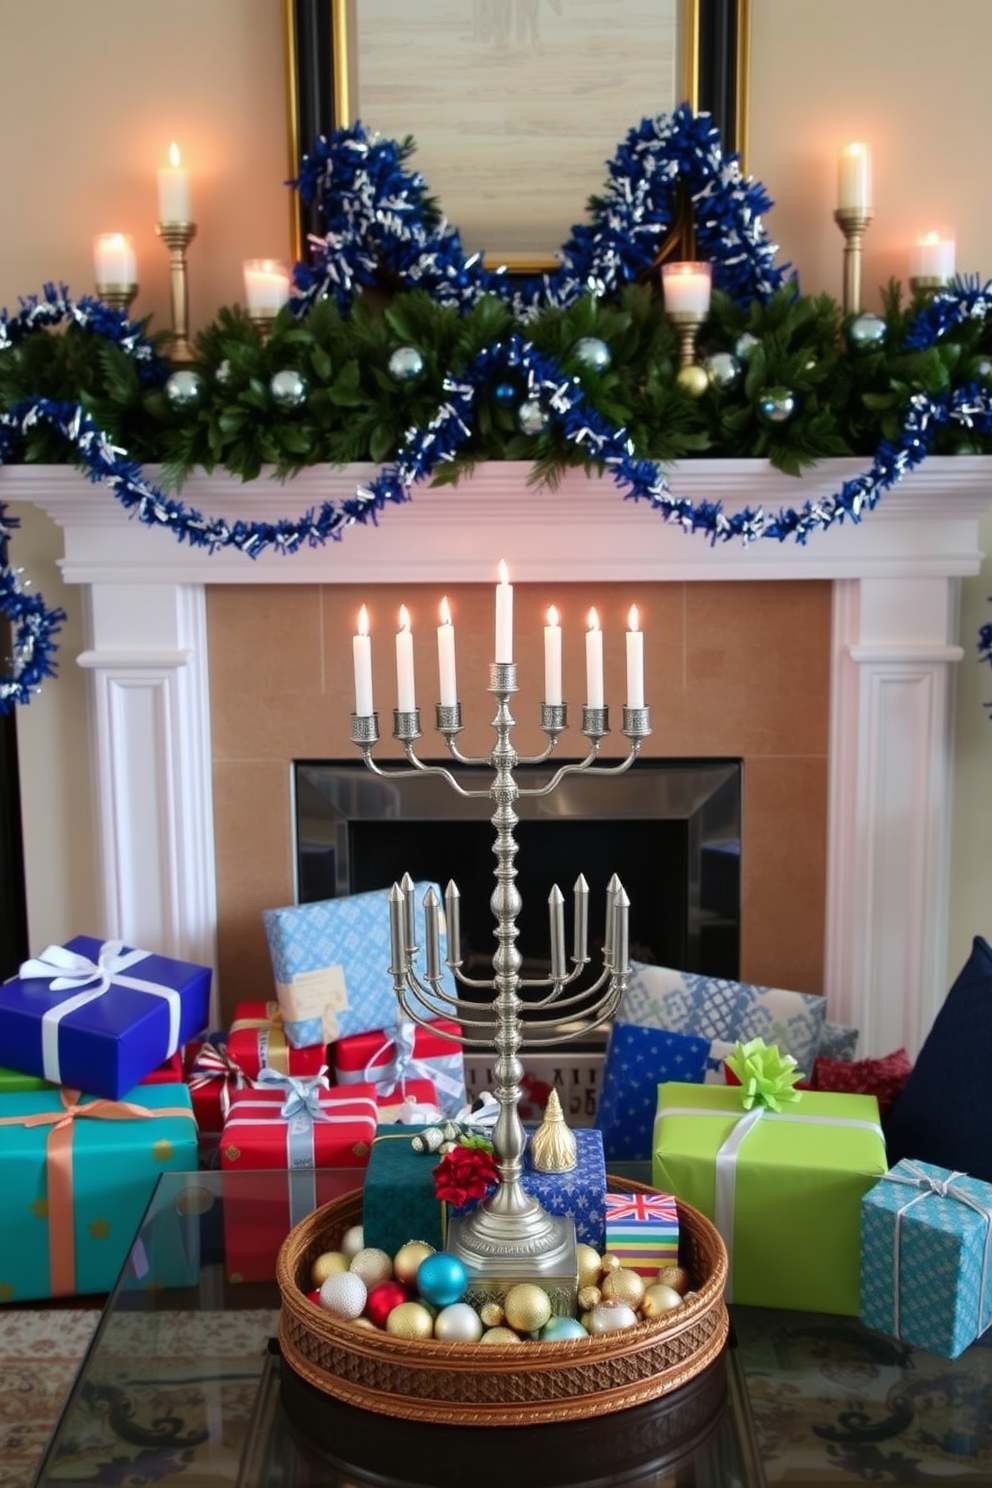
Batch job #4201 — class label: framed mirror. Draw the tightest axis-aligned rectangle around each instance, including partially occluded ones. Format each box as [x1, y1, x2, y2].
[283, 0, 749, 267]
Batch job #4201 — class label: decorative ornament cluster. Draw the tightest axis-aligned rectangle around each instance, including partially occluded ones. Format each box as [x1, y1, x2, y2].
[3, 109, 992, 711]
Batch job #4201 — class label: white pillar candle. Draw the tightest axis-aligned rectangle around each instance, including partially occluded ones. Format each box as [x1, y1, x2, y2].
[353, 604, 373, 716]
[837, 143, 872, 212]
[544, 604, 562, 706]
[585, 607, 604, 708]
[661, 261, 712, 315]
[437, 595, 457, 706]
[242, 258, 291, 313]
[396, 605, 416, 712]
[93, 233, 137, 285]
[495, 559, 513, 663]
[157, 142, 191, 223]
[625, 604, 644, 709]
[912, 231, 956, 281]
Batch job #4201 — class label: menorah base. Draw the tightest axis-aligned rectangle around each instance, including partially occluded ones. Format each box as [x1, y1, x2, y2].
[446, 1204, 578, 1317]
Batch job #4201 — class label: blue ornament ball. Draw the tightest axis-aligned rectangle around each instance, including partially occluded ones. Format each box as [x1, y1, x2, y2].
[847, 313, 887, 351]
[165, 369, 203, 409]
[539, 1316, 589, 1341]
[756, 386, 796, 424]
[517, 399, 548, 436]
[703, 351, 741, 390]
[493, 381, 517, 407]
[573, 336, 611, 373]
[416, 1252, 468, 1307]
[388, 345, 426, 383]
[269, 369, 308, 409]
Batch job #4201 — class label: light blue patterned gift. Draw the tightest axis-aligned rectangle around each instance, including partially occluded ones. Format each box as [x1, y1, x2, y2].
[860, 1158, 992, 1359]
[620, 963, 826, 1075]
[523, 1127, 607, 1250]
[595, 1022, 732, 1162]
[818, 1020, 860, 1061]
[262, 882, 454, 1048]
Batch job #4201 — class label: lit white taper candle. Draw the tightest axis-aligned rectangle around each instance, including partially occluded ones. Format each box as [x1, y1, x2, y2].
[585, 607, 604, 708]
[495, 559, 513, 662]
[157, 141, 191, 223]
[396, 605, 416, 712]
[353, 604, 373, 716]
[437, 595, 457, 706]
[625, 604, 644, 709]
[544, 604, 562, 706]
[837, 142, 872, 213]
[94, 232, 137, 285]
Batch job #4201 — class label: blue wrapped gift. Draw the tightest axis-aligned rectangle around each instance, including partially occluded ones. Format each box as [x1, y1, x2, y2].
[262, 882, 456, 1048]
[0, 936, 212, 1100]
[523, 1127, 607, 1249]
[860, 1158, 992, 1359]
[595, 1022, 731, 1161]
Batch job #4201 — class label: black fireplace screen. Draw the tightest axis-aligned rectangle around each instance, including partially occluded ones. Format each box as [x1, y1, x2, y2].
[293, 757, 742, 990]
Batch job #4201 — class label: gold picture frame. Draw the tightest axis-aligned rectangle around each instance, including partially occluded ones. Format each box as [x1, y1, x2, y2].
[283, 0, 749, 269]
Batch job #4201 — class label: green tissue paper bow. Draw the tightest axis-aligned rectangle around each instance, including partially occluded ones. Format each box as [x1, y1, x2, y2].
[725, 1038, 805, 1112]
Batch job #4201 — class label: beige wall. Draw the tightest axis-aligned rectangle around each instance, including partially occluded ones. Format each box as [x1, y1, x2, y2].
[2, 0, 991, 996]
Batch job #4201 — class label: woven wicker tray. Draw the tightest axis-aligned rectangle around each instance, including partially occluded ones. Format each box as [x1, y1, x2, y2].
[277, 1174, 728, 1426]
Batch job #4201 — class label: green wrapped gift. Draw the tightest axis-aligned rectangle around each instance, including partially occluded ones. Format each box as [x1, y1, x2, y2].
[362, 1124, 447, 1257]
[652, 1081, 887, 1314]
[0, 1065, 53, 1094]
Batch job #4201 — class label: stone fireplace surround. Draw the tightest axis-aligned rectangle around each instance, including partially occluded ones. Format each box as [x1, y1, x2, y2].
[9, 456, 992, 1058]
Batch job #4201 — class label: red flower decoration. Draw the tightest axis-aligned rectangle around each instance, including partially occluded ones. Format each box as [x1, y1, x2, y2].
[433, 1144, 499, 1208]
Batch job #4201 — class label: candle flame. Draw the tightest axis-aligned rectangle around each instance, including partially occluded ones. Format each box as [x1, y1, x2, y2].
[398, 604, 411, 633]
[547, 604, 560, 627]
[439, 595, 452, 625]
[628, 604, 640, 632]
[498, 559, 509, 585]
[357, 604, 369, 638]
[168, 141, 181, 169]
[587, 607, 600, 632]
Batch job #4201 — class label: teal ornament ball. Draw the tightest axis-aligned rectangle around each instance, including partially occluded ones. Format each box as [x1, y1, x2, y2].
[704, 351, 740, 390]
[756, 386, 796, 424]
[388, 345, 426, 383]
[734, 332, 760, 362]
[493, 381, 517, 407]
[539, 1316, 589, 1341]
[416, 1252, 468, 1307]
[165, 369, 203, 408]
[269, 369, 307, 409]
[517, 398, 548, 435]
[847, 313, 887, 351]
[573, 336, 611, 372]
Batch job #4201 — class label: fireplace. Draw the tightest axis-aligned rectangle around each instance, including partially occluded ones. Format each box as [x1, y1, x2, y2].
[8, 456, 992, 1057]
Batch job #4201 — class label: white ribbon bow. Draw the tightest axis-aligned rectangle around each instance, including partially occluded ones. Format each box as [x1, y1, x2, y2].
[880, 1160, 992, 1339]
[357, 1019, 465, 1108]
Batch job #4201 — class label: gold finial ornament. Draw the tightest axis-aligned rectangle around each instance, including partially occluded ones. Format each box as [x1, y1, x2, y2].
[529, 1088, 578, 1173]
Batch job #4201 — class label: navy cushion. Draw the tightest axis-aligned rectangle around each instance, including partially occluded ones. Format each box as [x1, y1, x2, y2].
[884, 935, 992, 1182]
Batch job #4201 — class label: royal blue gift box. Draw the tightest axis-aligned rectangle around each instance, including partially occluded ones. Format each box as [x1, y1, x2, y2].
[595, 1021, 730, 1161]
[0, 935, 212, 1100]
[860, 1157, 992, 1359]
[523, 1127, 608, 1250]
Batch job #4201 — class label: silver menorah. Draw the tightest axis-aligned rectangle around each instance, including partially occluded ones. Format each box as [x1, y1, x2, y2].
[350, 658, 650, 1307]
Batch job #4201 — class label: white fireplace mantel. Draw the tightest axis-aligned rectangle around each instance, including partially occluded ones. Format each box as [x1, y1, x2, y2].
[7, 456, 992, 1057]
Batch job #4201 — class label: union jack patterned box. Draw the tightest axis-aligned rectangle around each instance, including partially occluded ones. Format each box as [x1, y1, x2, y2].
[604, 1190, 680, 1276]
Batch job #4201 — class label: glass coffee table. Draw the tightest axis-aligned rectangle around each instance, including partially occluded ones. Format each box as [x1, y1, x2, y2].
[32, 1169, 992, 1487]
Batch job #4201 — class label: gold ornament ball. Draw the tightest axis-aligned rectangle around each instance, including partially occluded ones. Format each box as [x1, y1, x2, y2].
[350, 1247, 393, 1286]
[340, 1224, 364, 1257]
[393, 1240, 435, 1287]
[480, 1326, 522, 1344]
[503, 1283, 553, 1334]
[576, 1244, 603, 1289]
[600, 1252, 622, 1275]
[310, 1250, 350, 1286]
[656, 1264, 691, 1295]
[676, 364, 709, 399]
[641, 1283, 685, 1319]
[602, 1267, 646, 1309]
[385, 1301, 435, 1340]
[479, 1301, 505, 1328]
[350, 1316, 378, 1330]
[577, 1284, 602, 1311]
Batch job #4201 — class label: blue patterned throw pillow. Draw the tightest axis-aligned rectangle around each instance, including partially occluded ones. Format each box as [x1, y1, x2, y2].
[817, 1019, 860, 1061]
[620, 962, 827, 1076]
[595, 1022, 731, 1162]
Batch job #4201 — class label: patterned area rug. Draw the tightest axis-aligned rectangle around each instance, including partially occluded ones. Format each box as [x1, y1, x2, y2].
[0, 1311, 100, 1488]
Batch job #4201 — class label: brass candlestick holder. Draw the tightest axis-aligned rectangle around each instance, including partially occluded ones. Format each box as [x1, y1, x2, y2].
[156, 221, 197, 364]
[94, 283, 138, 315]
[668, 308, 706, 371]
[247, 308, 279, 342]
[834, 206, 874, 316]
[352, 666, 650, 1311]
[909, 275, 947, 298]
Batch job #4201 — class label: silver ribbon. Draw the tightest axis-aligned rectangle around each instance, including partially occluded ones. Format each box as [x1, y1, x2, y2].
[336, 1019, 465, 1109]
[20, 939, 183, 1084]
[879, 1161, 992, 1339]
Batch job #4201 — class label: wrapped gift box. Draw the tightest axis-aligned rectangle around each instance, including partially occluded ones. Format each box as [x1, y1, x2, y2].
[139, 1050, 185, 1084]
[332, 1017, 466, 1116]
[0, 1065, 52, 1094]
[596, 1022, 731, 1162]
[220, 1079, 377, 1281]
[374, 1077, 440, 1122]
[184, 1036, 258, 1167]
[0, 1083, 199, 1300]
[0, 935, 212, 1100]
[860, 1158, 992, 1358]
[653, 1081, 887, 1314]
[227, 1000, 326, 1080]
[605, 1191, 679, 1275]
[523, 1127, 607, 1250]
[262, 882, 455, 1048]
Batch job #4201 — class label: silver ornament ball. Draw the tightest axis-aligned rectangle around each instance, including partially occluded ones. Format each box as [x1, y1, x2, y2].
[165, 370, 203, 409]
[388, 345, 426, 383]
[269, 368, 308, 409]
[756, 386, 796, 424]
[517, 398, 549, 435]
[573, 336, 612, 372]
[704, 351, 741, 391]
[215, 358, 232, 386]
[847, 313, 887, 351]
[734, 332, 760, 362]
